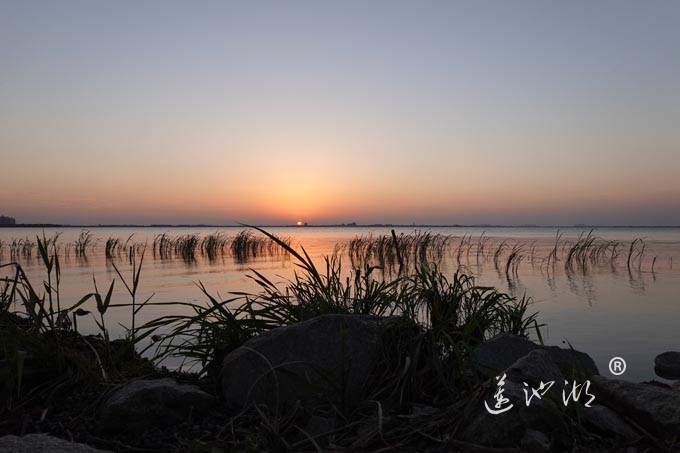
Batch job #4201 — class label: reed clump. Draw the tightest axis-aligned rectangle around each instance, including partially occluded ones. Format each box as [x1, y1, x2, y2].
[230, 230, 291, 262]
[73, 230, 95, 258]
[344, 231, 452, 272]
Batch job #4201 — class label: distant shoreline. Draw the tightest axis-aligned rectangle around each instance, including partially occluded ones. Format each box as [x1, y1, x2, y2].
[1, 224, 679, 229]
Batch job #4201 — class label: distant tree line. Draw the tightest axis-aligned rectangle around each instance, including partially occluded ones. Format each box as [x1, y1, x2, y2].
[0, 215, 16, 225]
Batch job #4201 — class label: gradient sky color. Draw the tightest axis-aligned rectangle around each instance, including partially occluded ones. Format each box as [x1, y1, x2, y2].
[1, 0, 680, 225]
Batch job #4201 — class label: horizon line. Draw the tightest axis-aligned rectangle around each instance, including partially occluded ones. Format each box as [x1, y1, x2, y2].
[2, 223, 680, 229]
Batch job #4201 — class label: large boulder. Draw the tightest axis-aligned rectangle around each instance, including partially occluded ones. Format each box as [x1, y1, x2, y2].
[471, 333, 598, 380]
[220, 314, 392, 410]
[0, 434, 111, 452]
[504, 349, 564, 388]
[100, 378, 215, 432]
[461, 349, 568, 448]
[654, 351, 680, 380]
[461, 379, 567, 448]
[591, 376, 680, 438]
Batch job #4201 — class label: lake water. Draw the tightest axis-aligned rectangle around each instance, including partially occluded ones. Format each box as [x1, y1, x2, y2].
[2, 226, 679, 382]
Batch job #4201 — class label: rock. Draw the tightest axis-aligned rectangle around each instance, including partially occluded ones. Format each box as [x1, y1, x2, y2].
[504, 349, 565, 387]
[654, 351, 680, 380]
[521, 429, 551, 452]
[461, 350, 570, 448]
[591, 376, 680, 438]
[221, 314, 392, 410]
[100, 378, 215, 432]
[0, 434, 111, 452]
[581, 404, 639, 441]
[471, 333, 599, 380]
[461, 379, 567, 447]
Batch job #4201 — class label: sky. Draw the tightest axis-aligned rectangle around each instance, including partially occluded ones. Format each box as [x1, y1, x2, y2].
[1, 0, 679, 226]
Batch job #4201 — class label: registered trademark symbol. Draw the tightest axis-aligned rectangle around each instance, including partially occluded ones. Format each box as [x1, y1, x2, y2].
[609, 357, 626, 376]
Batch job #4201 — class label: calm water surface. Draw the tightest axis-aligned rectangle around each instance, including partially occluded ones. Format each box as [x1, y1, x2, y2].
[1, 226, 678, 382]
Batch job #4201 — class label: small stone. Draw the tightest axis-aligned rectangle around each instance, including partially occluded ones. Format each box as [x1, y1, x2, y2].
[100, 378, 215, 432]
[0, 434, 111, 453]
[654, 351, 680, 380]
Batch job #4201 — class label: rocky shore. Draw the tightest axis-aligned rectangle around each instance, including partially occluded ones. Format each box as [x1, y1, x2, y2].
[3, 314, 680, 452]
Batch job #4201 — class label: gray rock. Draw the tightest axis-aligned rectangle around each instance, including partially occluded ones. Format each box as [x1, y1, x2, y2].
[461, 379, 567, 447]
[221, 314, 391, 410]
[591, 376, 680, 437]
[0, 434, 111, 452]
[654, 351, 680, 380]
[100, 378, 215, 432]
[521, 429, 551, 453]
[581, 404, 640, 441]
[471, 333, 599, 380]
[504, 349, 565, 388]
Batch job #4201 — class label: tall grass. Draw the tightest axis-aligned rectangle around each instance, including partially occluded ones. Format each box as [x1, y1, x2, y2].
[138, 227, 541, 379]
[343, 231, 451, 273]
[231, 230, 291, 262]
[74, 230, 95, 257]
[105, 234, 133, 259]
[201, 232, 230, 261]
[174, 234, 199, 261]
[505, 243, 525, 278]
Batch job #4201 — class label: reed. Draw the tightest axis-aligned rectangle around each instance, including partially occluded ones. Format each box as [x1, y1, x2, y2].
[153, 233, 173, 259]
[627, 238, 646, 272]
[505, 243, 525, 278]
[345, 231, 451, 272]
[200, 231, 230, 260]
[174, 234, 199, 261]
[475, 231, 488, 264]
[8, 238, 36, 260]
[545, 230, 563, 269]
[111, 244, 152, 342]
[231, 230, 291, 262]
[492, 240, 508, 271]
[74, 230, 94, 257]
[104, 237, 121, 259]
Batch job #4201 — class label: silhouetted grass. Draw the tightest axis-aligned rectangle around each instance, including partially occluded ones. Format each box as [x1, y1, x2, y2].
[200, 232, 229, 261]
[505, 243, 525, 278]
[138, 227, 541, 378]
[344, 231, 451, 272]
[74, 230, 95, 257]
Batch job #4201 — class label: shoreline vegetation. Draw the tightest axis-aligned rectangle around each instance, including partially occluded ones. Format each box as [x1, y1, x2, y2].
[0, 228, 677, 451]
[0, 228, 658, 275]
